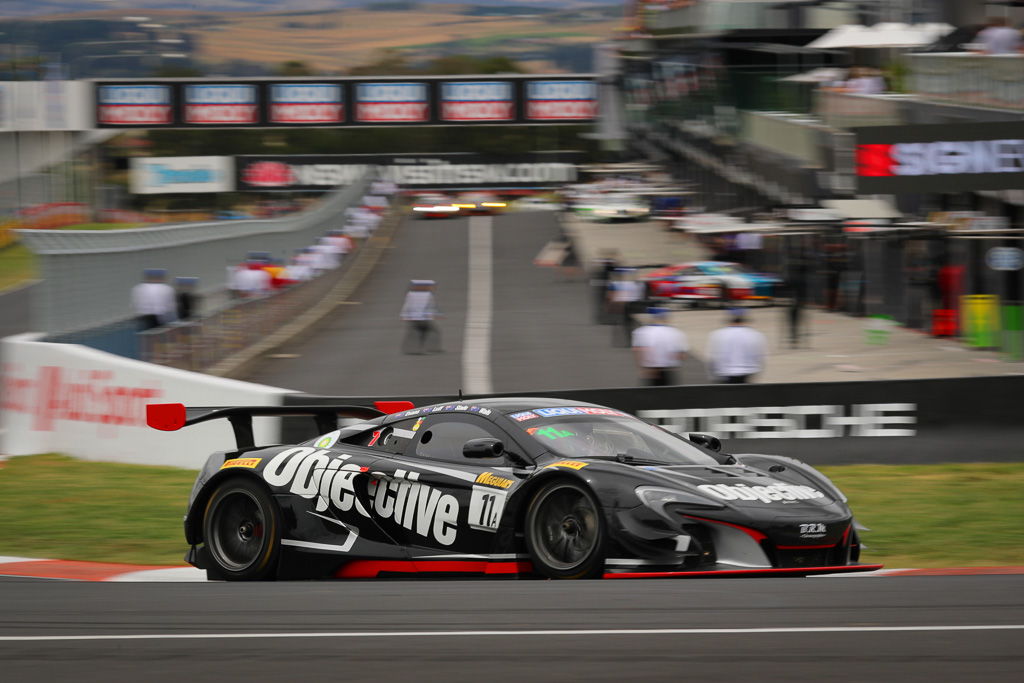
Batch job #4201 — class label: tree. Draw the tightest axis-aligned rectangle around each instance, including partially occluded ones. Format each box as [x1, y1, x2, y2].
[347, 49, 412, 76]
[275, 60, 317, 76]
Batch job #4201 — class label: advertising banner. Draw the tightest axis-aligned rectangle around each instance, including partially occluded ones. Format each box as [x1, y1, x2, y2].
[855, 121, 1024, 194]
[235, 153, 582, 191]
[355, 82, 430, 123]
[0, 333, 287, 469]
[284, 375, 1024, 465]
[130, 156, 235, 195]
[92, 76, 598, 128]
[440, 81, 514, 122]
[96, 83, 173, 126]
[269, 82, 344, 124]
[183, 83, 259, 125]
[525, 80, 598, 121]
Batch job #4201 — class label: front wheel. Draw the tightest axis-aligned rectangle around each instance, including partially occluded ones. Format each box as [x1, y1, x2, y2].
[202, 477, 281, 581]
[525, 480, 606, 579]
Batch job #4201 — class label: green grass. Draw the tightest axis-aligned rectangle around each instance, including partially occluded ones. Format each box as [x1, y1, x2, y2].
[820, 463, 1024, 568]
[0, 243, 37, 292]
[0, 454, 196, 565]
[0, 456, 1021, 568]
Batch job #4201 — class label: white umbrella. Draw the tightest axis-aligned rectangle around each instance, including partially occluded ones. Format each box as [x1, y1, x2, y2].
[779, 67, 846, 83]
[807, 24, 871, 49]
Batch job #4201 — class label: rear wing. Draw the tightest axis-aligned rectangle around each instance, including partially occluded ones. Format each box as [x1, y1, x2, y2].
[146, 401, 414, 449]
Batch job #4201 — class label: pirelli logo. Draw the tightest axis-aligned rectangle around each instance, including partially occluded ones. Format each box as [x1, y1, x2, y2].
[545, 460, 589, 470]
[221, 457, 262, 469]
[475, 471, 514, 489]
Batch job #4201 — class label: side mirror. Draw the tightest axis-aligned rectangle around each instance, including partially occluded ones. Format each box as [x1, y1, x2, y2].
[688, 433, 722, 452]
[463, 437, 505, 459]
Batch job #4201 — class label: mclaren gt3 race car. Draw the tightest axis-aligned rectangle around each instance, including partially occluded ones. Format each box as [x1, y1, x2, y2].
[147, 398, 880, 581]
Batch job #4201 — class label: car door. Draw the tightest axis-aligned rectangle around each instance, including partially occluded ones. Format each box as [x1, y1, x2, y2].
[365, 413, 526, 558]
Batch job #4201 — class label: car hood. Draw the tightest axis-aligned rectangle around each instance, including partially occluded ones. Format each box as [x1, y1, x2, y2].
[559, 458, 842, 511]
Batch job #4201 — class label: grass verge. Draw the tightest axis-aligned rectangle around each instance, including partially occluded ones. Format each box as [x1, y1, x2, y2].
[0, 243, 37, 292]
[820, 463, 1024, 568]
[0, 456, 1021, 568]
[0, 454, 196, 565]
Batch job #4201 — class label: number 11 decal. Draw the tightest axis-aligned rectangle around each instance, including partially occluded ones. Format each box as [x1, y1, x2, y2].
[468, 486, 508, 532]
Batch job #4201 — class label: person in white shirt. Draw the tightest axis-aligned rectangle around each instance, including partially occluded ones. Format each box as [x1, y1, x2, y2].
[234, 263, 272, 298]
[707, 310, 767, 384]
[400, 279, 442, 354]
[131, 268, 177, 330]
[632, 308, 689, 386]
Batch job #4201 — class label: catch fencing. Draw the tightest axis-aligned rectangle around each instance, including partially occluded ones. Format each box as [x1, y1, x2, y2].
[15, 172, 371, 337]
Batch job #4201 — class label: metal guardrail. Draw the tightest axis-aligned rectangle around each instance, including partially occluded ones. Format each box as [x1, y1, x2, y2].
[907, 53, 1024, 111]
[16, 173, 371, 335]
[813, 90, 908, 129]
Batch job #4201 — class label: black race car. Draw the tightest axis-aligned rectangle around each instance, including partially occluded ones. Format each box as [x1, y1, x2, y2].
[147, 397, 881, 581]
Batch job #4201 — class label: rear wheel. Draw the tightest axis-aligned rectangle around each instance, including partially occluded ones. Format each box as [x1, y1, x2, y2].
[202, 478, 280, 581]
[525, 480, 606, 579]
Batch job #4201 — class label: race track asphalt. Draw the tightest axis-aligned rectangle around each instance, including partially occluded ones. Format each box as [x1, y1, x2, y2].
[1, 575, 1021, 682]
[241, 210, 709, 396]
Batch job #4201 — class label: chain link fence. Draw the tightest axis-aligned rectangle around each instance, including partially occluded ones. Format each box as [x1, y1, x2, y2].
[16, 172, 372, 337]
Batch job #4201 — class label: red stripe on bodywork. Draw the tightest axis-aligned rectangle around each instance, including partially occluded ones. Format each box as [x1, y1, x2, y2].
[682, 515, 768, 542]
[603, 564, 885, 579]
[335, 560, 532, 578]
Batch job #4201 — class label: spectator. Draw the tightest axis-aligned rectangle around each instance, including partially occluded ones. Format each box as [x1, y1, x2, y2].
[592, 248, 620, 324]
[400, 279, 442, 354]
[632, 307, 689, 386]
[131, 268, 177, 331]
[174, 276, 200, 321]
[707, 309, 766, 384]
[843, 67, 885, 94]
[234, 259, 272, 298]
[976, 16, 1022, 54]
[608, 267, 645, 347]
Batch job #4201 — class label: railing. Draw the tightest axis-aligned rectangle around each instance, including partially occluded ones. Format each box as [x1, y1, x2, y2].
[907, 53, 1024, 111]
[138, 264, 347, 372]
[813, 90, 908, 129]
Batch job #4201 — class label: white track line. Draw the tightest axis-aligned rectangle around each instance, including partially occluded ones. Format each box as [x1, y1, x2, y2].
[462, 215, 493, 395]
[2, 625, 1023, 642]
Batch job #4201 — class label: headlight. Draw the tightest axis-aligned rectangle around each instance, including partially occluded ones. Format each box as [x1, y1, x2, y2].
[635, 486, 725, 515]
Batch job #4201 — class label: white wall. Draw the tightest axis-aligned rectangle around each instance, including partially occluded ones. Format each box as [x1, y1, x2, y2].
[1, 333, 289, 469]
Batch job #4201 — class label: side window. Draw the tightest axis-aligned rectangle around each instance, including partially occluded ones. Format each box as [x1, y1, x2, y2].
[413, 417, 504, 463]
[342, 419, 419, 455]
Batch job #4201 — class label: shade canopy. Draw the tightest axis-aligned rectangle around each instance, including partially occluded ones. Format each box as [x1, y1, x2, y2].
[807, 22, 954, 49]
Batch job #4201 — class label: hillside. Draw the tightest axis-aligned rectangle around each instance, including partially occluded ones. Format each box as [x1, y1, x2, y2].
[3, 3, 624, 73]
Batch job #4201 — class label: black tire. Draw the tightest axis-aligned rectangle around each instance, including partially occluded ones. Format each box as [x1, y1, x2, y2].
[202, 477, 280, 581]
[525, 480, 606, 579]
[716, 282, 730, 309]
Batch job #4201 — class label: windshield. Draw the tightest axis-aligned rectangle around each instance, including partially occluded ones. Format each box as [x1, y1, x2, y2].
[508, 410, 720, 466]
[702, 264, 745, 275]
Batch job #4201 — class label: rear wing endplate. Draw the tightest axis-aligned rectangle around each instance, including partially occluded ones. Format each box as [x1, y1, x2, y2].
[146, 401, 414, 449]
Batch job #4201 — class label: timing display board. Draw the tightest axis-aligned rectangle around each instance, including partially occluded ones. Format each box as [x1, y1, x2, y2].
[94, 76, 598, 129]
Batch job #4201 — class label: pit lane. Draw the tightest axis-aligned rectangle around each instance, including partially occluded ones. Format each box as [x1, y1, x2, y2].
[1, 575, 1021, 681]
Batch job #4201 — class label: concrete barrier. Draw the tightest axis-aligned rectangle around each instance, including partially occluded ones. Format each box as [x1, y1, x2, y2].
[0, 333, 287, 468]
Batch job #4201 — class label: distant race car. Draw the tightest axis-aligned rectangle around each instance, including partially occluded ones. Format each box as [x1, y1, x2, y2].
[454, 191, 507, 215]
[576, 193, 650, 222]
[148, 397, 879, 581]
[411, 193, 459, 218]
[644, 261, 781, 306]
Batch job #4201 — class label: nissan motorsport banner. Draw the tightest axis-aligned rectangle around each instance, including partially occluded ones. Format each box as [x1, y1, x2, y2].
[855, 121, 1024, 194]
[235, 153, 582, 191]
[94, 76, 598, 129]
